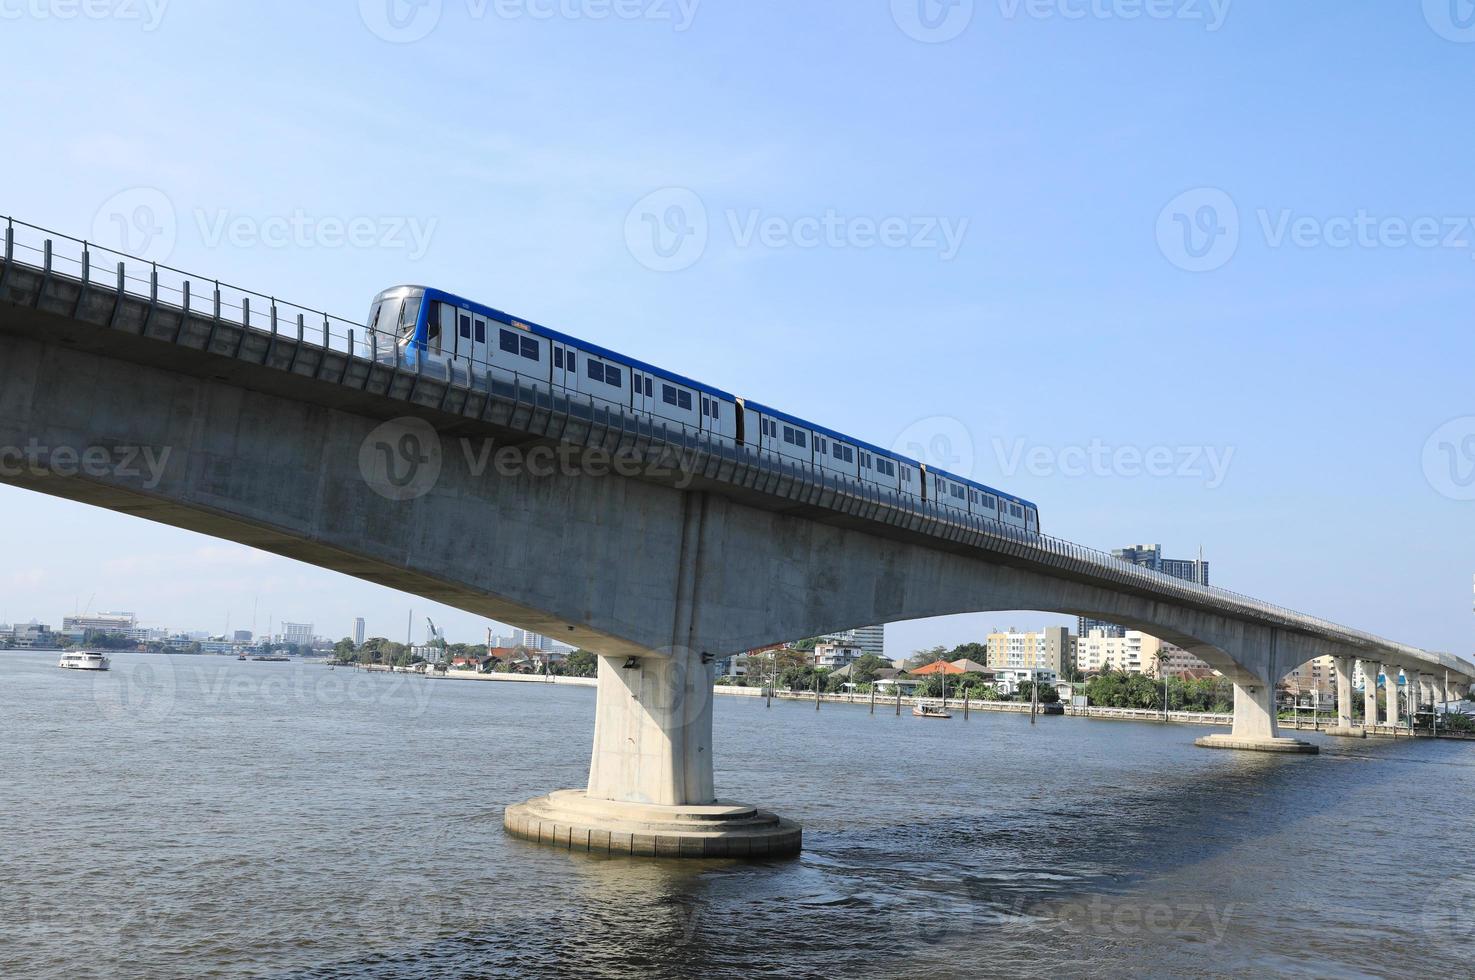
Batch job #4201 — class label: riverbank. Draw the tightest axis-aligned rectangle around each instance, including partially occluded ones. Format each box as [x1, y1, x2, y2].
[344, 664, 1475, 740]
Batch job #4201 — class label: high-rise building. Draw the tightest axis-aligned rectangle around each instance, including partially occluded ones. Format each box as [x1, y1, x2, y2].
[233, 630, 253, 644]
[282, 622, 314, 647]
[1079, 545, 1210, 638]
[353, 618, 366, 646]
[516, 629, 549, 651]
[986, 627, 1071, 674]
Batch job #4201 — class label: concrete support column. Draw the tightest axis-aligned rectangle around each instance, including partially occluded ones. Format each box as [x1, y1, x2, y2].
[1362, 660, 1380, 729]
[1327, 656, 1361, 737]
[1196, 677, 1316, 753]
[1384, 663, 1399, 729]
[587, 651, 715, 806]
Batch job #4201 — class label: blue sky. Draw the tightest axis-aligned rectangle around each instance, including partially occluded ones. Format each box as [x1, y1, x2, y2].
[2, 1, 1473, 656]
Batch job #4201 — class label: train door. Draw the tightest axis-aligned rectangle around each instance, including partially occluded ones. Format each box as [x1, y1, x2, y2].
[552, 341, 578, 393]
[468, 314, 488, 367]
[630, 369, 654, 415]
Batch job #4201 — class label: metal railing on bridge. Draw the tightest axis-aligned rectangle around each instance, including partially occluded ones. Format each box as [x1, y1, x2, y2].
[0, 215, 1461, 671]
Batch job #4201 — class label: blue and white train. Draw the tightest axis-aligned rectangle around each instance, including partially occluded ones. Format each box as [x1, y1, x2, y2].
[367, 285, 1042, 533]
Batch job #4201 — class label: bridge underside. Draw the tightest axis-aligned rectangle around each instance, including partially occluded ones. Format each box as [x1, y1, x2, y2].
[4, 278, 1467, 857]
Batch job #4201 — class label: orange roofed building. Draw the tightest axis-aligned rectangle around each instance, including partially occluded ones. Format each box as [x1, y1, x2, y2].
[910, 660, 965, 676]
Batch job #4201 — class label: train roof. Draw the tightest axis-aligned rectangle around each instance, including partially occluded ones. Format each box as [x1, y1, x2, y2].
[420, 287, 738, 401]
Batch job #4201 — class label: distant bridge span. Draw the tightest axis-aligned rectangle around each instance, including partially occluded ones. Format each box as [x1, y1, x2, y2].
[1, 219, 1469, 857]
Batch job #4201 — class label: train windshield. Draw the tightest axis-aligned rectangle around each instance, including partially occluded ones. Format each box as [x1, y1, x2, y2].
[367, 293, 424, 345]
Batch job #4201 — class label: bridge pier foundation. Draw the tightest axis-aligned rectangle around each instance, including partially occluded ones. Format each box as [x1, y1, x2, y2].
[1325, 655, 1365, 738]
[1196, 678, 1318, 753]
[504, 655, 801, 859]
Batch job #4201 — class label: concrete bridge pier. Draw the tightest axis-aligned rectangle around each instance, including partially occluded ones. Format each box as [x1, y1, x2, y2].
[1326, 655, 1364, 737]
[1195, 675, 1317, 754]
[1362, 660, 1381, 730]
[503, 494, 801, 859]
[1384, 664, 1401, 730]
[504, 648, 802, 858]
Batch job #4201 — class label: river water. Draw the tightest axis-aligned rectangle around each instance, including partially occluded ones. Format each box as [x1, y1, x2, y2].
[3, 650, 1471, 978]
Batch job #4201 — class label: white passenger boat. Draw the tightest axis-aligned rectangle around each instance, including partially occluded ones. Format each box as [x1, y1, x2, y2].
[58, 651, 111, 671]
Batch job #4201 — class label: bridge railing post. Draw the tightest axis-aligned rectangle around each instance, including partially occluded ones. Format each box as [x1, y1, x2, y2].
[0, 218, 12, 295]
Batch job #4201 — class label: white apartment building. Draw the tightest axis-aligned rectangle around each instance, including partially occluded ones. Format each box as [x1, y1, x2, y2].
[281, 622, 314, 647]
[994, 667, 1060, 697]
[814, 642, 863, 669]
[1075, 630, 1213, 678]
[986, 627, 1070, 674]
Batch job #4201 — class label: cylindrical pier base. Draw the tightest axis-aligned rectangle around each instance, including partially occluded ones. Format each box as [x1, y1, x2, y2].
[505, 790, 802, 859]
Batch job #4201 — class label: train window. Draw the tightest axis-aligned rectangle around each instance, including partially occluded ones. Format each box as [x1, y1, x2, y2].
[459, 315, 471, 339]
[782, 426, 794, 445]
[663, 385, 678, 406]
[587, 359, 602, 380]
[795, 431, 807, 448]
[500, 329, 519, 354]
[832, 444, 842, 460]
[554, 348, 563, 368]
[605, 365, 622, 387]
[702, 397, 709, 416]
[983, 496, 995, 509]
[882, 460, 895, 476]
[678, 391, 692, 410]
[475, 320, 486, 343]
[520, 337, 539, 361]
[567, 352, 574, 371]
[401, 296, 421, 332]
[645, 378, 653, 397]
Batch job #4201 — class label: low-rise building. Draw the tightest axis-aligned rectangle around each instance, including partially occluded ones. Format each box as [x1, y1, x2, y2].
[814, 642, 863, 670]
[994, 667, 1060, 697]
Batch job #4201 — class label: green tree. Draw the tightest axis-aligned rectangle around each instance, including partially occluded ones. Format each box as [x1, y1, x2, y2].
[949, 642, 988, 663]
[906, 646, 950, 671]
[850, 654, 889, 686]
[1017, 680, 1061, 704]
[564, 649, 599, 678]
